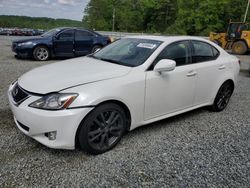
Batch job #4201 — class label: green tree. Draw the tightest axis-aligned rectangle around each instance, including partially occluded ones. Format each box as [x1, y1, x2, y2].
[82, 0, 250, 34]
[82, 0, 177, 32]
[0, 15, 83, 29]
[166, 0, 250, 35]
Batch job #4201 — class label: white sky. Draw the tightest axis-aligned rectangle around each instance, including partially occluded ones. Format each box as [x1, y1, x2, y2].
[0, 0, 90, 21]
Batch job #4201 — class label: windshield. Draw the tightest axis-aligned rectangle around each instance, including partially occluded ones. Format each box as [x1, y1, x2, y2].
[91, 38, 162, 67]
[41, 28, 61, 37]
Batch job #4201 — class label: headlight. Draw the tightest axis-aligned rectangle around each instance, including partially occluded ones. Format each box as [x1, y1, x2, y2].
[29, 93, 78, 110]
[17, 41, 33, 46]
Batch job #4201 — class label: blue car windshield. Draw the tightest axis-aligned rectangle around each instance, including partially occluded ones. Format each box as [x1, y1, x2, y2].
[41, 28, 61, 37]
[91, 38, 162, 67]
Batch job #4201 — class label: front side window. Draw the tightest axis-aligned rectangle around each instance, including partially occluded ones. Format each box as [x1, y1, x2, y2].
[58, 30, 74, 40]
[153, 41, 190, 67]
[91, 38, 162, 67]
[41, 28, 61, 37]
[191, 41, 219, 63]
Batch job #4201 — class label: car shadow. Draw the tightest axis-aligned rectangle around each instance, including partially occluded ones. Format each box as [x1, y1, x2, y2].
[125, 106, 209, 135]
[14, 55, 84, 62]
[42, 106, 210, 156]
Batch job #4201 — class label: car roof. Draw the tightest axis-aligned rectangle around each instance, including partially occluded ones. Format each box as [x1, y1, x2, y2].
[125, 35, 209, 43]
[58, 27, 100, 35]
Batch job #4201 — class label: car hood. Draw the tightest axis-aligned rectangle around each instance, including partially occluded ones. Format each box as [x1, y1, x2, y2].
[18, 57, 131, 94]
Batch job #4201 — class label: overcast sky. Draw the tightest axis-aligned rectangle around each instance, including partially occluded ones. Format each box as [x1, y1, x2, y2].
[0, 0, 89, 21]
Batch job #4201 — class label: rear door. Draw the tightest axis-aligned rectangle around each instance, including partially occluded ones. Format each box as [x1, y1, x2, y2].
[53, 29, 74, 57]
[190, 40, 224, 105]
[74, 30, 95, 56]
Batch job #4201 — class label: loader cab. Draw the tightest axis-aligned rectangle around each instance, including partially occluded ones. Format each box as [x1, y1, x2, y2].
[227, 22, 249, 40]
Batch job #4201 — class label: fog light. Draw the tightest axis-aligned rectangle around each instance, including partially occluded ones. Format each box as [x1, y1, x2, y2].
[47, 131, 57, 140]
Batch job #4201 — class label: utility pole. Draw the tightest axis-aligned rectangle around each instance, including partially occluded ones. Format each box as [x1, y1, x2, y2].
[112, 8, 115, 32]
[244, 0, 250, 22]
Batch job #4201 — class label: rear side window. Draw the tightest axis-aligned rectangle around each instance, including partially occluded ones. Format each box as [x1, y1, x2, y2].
[212, 47, 219, 57]
[154, 41, 190, 67]
[75, 30, 94, 40]
[191, 41, 219, 63]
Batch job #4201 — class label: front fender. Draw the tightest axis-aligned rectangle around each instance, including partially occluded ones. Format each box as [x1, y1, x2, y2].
[62, 72, 146, 130]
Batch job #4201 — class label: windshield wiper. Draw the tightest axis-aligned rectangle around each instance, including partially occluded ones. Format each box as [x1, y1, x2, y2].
[99, 58, 122, 65]
[88, 55, 133, 67]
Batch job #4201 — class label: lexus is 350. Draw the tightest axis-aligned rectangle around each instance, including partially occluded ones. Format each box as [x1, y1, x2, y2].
[8, 36, 240, 154]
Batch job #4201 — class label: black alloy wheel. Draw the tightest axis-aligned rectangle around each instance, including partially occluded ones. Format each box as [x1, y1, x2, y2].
[78, 103, 126, 154]
[211, 81, 234, 112]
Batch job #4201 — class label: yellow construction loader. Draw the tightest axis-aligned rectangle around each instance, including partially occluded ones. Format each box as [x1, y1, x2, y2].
[209, 22, 250, 55]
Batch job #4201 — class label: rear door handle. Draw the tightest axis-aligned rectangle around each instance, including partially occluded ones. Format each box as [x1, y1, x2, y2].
[218, 65, 226, 70]
[186, 70, 197, 77]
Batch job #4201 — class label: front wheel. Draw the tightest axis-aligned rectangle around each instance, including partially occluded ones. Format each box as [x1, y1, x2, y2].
[211, 81, 234, 112]
[232, 41, 247, 55]
[33, 46, 50, 61]
[78, 103, 126, 154]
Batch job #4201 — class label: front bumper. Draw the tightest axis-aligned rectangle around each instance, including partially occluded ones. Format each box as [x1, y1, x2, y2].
[12, 43, 33, 58]
[8, 83, 93, 149]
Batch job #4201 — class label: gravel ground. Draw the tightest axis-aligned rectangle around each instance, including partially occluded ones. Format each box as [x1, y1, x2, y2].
[0, 36, 250, 187]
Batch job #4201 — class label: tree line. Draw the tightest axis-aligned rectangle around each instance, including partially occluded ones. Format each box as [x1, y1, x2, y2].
[83, 0, 250, 35]
[0, 15, 83, 30]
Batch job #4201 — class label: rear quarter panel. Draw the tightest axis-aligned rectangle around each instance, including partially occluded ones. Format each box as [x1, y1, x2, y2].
[210, 53, 239, 103]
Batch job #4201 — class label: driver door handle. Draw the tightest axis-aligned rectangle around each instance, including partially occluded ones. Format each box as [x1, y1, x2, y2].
[186, 70, 197, 77]
[218, 65, 226, 70]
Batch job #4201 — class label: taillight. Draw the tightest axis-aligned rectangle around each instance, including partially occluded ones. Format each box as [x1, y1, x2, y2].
[107, 37, 112, 44]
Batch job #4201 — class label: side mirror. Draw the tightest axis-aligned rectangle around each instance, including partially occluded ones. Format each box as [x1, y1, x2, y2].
[53, 35, 59, 40]
[154, 59, 176, 73]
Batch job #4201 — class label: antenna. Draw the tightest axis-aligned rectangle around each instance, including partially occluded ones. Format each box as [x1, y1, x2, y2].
[244, 0, 250, 22]
[112, 8, 115, 32]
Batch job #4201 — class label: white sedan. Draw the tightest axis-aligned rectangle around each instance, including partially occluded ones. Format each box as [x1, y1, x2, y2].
[8, 36, 240, 154]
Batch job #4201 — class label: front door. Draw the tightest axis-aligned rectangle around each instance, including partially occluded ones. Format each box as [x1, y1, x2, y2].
[53, 29, 74, 57]
[144, 41, 196, 120]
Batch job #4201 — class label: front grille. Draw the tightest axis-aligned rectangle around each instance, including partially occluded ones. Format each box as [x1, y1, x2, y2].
[11, 84, 29, 105]
[17, 121, 30, 132]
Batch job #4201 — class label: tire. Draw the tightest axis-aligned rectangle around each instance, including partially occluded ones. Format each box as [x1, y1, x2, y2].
[33, 46, 50, 61]
[232, 41, 247, 55]
[91, 45, 102, 53]
[78, 103, 126, 154]
[14, 54, 21, 59]
[211, 81, 234, 112]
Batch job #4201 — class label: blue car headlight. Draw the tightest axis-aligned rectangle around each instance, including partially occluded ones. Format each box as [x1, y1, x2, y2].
[17, 41, 33, 47]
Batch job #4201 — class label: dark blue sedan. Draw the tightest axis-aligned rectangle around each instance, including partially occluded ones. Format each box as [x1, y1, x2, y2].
[12, 28, 111, 61]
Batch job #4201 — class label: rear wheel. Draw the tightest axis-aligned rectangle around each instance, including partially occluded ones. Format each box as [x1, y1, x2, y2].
[33, 46, 50, 61]
[91, 45, 102, 53]
[232, 41, 247, 55]
[78, 103, 126, 154]
[211, 81, 234, 112]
